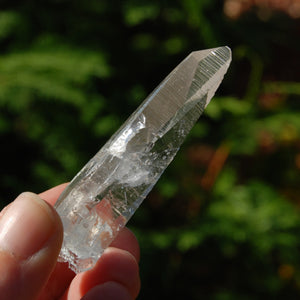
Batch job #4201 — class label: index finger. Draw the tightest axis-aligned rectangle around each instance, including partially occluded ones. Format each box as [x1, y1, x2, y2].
[39, 183, 69, 206]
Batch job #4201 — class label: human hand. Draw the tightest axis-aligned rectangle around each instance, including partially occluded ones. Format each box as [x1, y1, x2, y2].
[0, 184, 140, 300]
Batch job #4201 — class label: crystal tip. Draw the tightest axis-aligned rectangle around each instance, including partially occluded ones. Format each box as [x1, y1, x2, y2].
[191, 46, 231, 65]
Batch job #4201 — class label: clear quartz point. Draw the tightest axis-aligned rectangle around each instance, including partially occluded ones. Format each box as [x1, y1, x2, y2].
[54, 46, 232, 273]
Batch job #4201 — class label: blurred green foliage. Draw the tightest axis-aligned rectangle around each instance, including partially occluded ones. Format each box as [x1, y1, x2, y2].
[0, 0, 300, 299]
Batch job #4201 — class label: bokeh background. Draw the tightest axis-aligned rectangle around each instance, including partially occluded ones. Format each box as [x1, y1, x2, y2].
[0, 0, 300, 299]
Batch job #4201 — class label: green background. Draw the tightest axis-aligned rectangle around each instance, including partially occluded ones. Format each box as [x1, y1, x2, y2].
[0, 1, 300, 299]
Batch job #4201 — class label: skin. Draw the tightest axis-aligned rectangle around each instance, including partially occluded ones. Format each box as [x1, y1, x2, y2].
[0, 184, 140, 300]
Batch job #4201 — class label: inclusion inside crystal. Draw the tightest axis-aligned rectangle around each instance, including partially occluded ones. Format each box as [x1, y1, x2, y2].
[54, 46, 232, 273]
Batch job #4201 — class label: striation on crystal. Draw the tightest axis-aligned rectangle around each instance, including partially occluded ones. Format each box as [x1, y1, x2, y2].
[54, 46, 232, 273]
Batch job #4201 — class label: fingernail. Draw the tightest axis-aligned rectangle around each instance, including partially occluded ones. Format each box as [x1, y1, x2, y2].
[0, 192, 55, 259]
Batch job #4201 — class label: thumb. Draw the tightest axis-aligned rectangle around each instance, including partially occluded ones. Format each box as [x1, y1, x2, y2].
[0, 192, 63, 300]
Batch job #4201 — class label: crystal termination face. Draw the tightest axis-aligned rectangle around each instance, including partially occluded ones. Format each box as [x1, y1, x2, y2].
[54, 47, 232, 273]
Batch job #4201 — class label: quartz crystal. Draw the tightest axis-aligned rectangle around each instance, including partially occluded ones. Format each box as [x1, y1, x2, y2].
[54, 46, 232, 273]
